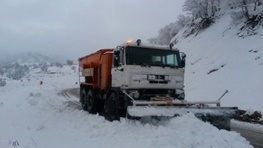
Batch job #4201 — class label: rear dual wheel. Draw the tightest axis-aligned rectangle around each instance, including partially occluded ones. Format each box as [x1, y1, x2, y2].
[80, 88, 88, 111]
[81, 89, 97, 114]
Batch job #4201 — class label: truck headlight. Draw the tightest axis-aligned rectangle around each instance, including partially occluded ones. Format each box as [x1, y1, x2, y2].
[169, 76, 183, 82]
[132, 74, 147, 81]
[148, 75, 155, 80]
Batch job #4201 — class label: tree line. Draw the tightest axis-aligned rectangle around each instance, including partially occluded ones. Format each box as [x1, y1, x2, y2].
[149, 0, 263, 45]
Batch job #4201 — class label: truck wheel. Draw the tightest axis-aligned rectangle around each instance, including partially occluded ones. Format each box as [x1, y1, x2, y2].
[106, 92, 120, 121]
[86, 90, 97, 114]
[81, 88, 88, 111]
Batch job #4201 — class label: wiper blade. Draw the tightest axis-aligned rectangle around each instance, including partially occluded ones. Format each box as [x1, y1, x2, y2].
[139, 63, 151, 67]
[162, 64, 178, 69]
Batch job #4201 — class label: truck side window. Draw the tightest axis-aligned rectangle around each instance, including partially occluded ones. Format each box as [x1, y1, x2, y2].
[167, 54, 179, 66]
[113, 50, 120, 68]
[167, 54, 175, 65]
[120, 49, 124, 65]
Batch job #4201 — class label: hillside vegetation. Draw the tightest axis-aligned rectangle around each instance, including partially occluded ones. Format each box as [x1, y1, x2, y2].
[0, 53, 70, 82]
[149, 0, 263, 45]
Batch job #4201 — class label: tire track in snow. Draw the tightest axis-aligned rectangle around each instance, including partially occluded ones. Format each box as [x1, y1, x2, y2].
[61, 88, 82, 110]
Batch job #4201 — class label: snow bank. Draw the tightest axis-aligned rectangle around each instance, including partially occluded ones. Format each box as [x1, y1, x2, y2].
[231, 120, 263, 133]
[0, 66, 252, 148]
[174, 15, 263, 112]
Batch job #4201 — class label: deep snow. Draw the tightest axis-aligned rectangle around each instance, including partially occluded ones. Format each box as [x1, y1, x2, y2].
[0, 66, 252, 148]
[174, 14, 263, 113]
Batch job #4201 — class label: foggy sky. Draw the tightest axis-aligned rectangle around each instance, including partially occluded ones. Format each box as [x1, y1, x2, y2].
[0, 0, 185, 60]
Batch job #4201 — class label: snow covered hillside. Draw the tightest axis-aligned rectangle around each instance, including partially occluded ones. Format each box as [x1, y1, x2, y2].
[0, 65, 252, 148]
[174, 14, 263, 112]
[0, 52, 66, 81]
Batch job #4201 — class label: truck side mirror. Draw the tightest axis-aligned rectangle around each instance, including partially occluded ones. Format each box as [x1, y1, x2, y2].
[181, 53, 186, 68]
[114, 50, 120, 67]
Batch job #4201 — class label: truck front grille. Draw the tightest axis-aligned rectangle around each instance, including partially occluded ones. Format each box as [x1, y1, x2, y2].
[149, 81, 168, 84]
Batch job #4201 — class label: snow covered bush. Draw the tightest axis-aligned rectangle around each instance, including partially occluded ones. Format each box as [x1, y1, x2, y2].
[149, 15, 191, 45]
[66, 60, 73, 66]
[55, 62, 63, 68]
[0, 68, 4, 76]
[71, 66, 76, 72]
[148, 23, 180, 45]
[0, 79, 6, 87]
[149, 0, 222, 44]
[228, 0, 263, 28]
[176, 14, 191, 29]
[5, 64, 30, 80]
[32, 64, 39, 69]
[246, 12, 263, 28]
[183, 0, 221, 20]
[231, 11, 246, 24]
[40, 64, 48, 72]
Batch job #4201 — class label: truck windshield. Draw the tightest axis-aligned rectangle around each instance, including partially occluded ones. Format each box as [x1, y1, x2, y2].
[126, 46, 181, 68]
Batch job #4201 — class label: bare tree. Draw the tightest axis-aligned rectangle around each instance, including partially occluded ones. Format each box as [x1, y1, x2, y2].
[183, 0, 221, 19]
[254, 0, 262, 11]
[66, 60, 73, 66]
[148, 23, 180, 45]
[176, 15, 191, 28]
[242, 0, 250, 19]
[55, 62, 63, 68]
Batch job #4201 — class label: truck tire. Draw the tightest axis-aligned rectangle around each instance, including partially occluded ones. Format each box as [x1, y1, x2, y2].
[86, 90, 97, 114]
[80, 88, 88, 111]
[105, 92, 120, 121]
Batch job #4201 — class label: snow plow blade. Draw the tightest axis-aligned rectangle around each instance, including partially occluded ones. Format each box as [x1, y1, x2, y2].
[127, 106, 239, 130]
[127, 106, 238, 117]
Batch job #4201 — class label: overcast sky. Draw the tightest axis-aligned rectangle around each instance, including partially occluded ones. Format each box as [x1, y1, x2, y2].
[0, 0, 185, 60]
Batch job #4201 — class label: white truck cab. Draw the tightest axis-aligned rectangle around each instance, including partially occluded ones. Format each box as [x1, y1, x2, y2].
[111, 39, 186, 100]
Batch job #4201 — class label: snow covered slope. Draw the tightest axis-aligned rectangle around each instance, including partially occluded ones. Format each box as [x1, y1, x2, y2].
[174, 15, 263, 112]
[0, 52, 65, 81]
[0, 66, 252, 148]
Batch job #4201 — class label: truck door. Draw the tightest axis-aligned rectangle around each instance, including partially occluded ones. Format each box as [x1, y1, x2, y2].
[112, 48, 125, 87]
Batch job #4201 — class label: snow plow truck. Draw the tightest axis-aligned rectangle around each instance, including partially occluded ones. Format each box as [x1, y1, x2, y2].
[78, 39, 238, 130]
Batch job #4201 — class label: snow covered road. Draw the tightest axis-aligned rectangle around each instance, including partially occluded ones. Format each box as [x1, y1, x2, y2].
[0, 66, 253, 148]
[231, 120, 263, 148]
[64, 88, 263, 148]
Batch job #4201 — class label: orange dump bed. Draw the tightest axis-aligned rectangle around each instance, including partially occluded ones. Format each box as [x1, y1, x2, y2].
[79, 49, 113, 89]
